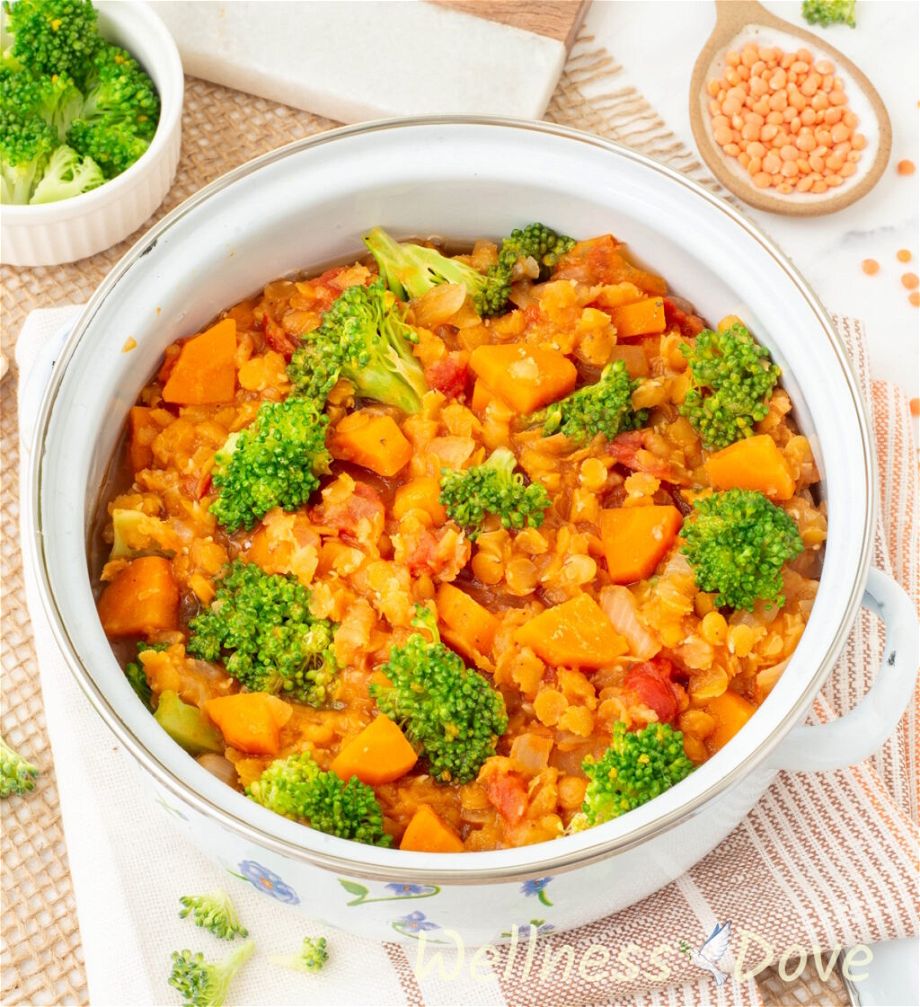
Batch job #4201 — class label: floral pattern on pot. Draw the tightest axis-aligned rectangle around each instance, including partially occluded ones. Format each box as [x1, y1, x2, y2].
[339, 878, 440, 907]
[521, 876, 554, 907]
[231, 860, 300, 905]
[391, 910, 445, 940]
[501, 918, 556, 939]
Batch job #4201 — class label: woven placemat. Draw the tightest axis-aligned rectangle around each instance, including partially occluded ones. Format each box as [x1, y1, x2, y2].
[0, 37, 851, 1007]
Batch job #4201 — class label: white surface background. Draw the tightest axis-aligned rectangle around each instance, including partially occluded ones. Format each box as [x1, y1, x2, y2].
[585, 0, 919, 399]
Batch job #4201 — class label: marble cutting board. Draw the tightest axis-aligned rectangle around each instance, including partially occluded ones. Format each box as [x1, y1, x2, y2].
[146, 0, 589, 123]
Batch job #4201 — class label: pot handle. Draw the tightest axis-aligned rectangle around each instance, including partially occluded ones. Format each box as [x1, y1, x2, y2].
[773, 568, 918, 773]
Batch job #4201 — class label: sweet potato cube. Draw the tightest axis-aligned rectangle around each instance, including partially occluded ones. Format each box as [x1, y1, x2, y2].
[469, 343, 577, 414]
[162, 318, 237, 405]
[204, 693, 293, 756]
[607, 298, 667, 339]
[400, 804, 465, 853]
[705, 435, 795, 501]
[330, 714, 418, 785]
[436, 582, 499, 658]
[599, 505, 683, 584]
[514, 593, 627, 669]
[97, 556, 179, 636]
[330, 409, 412, 477]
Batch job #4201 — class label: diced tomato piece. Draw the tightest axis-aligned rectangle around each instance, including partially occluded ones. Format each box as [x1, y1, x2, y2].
[312, 481, 386, 539]
[663, 297, 705, 338]
[484, 771, 529, 825]
[424, 352, 470, 400]
[554, 236, 667, 294]
[608, 430, 684, 483]
[261, 314, 299, 358]
[625, 657, 682, 724]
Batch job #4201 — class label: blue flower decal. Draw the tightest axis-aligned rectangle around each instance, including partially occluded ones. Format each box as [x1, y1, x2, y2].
[235, 860, 300, 905]
[385, 883, 428, 896]
[395, 910, 439, 934]
[502, 918, 555, 939]
[521, 876, 554, 906]
[339, 878, 440, 906]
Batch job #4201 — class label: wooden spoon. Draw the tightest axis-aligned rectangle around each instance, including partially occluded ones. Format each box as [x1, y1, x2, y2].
[689, 0, 891, 215]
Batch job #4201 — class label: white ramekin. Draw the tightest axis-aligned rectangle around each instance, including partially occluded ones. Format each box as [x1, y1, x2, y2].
[0, 1, 183, 267]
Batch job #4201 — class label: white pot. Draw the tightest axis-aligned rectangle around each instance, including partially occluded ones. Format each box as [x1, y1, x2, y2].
[24, 119, 918, 944]
[0, 1, 183, 266]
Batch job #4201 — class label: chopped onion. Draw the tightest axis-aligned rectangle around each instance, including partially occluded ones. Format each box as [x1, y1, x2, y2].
[599, 585, 660, 660]
[197, 753, 237, 786]
[410, 283, 467, 328]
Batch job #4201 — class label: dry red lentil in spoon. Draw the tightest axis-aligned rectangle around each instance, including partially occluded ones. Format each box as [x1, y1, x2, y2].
[707, 43, 865, 195]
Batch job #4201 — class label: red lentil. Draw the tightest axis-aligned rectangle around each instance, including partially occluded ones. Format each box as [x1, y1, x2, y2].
[708, 44, 864, 195]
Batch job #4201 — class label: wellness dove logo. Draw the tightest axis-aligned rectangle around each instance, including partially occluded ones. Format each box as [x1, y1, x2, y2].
[679, 921, 732, 986]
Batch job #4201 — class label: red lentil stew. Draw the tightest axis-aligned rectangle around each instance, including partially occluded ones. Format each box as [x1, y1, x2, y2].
[95, 226, 826, 852]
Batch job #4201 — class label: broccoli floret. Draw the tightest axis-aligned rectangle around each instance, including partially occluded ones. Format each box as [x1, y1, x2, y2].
[188, 560, 338, 706]
[439, 446, 550, 539]
[79, 42, 158, 140]
[0, 734, 39, 798]
[802, 0, 856, 27]
[179, 891, 249, 941]
[497, 222, 575, 279]
[527, 361, 645, 442]
[0, 65, 82, 138]
[0, 104, 55, 202]
[209, 397, 330, 534]
[29, 141, 101, 201]
[123, 641, 167, 707]
[270, 936, 329, 974]
[572, 721, 694, 829]
[681, 489, 803, 610]
[679, 322, 781, 450]
[370, 606, 507, 783]
[123, 658, 151, 706]
[364, 226, 511, 317]
[287, 278, 429, 414]
[247, 752, 391, 846]
[2, 0, 99, 83]
[66, 112, 149, 178]
[168, 940, 254, 1007]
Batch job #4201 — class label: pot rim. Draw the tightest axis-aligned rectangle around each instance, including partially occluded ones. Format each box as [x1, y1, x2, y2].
[28, 115, 875, 883]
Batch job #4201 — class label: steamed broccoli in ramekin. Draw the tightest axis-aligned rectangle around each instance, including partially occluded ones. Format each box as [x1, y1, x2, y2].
[0, 0, 160, 205]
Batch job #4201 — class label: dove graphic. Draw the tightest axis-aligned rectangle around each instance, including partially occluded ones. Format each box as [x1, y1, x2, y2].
[680, 921, 732, 986]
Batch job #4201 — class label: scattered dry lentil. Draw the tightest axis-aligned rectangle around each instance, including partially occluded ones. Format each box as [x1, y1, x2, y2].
[861, 258, 880, 276]
[901, 272, 919, 290]
[910, 398, 920, 417]
[910, 292, 920, 307]
[707, 43, 864, 195]
[897, 249, 913, 263]
[897, 159, 916, 175]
